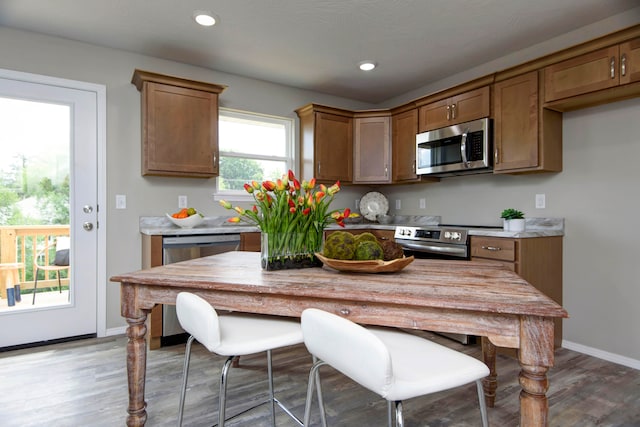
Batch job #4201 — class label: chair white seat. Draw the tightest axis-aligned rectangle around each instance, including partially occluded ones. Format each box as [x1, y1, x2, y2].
[176, 292, 305, 427]
[302, 308, 489, 427]
[214, 313, 305, 356]
[368, 327, 490, 401]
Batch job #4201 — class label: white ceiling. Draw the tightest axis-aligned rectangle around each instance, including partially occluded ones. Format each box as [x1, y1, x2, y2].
[0, 0, 638, 103]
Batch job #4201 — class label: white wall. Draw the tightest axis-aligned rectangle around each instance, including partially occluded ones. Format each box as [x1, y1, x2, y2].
[2, 11, 639, 364]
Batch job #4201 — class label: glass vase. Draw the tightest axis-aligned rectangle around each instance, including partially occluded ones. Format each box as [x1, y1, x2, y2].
[261, 231, 323, 271]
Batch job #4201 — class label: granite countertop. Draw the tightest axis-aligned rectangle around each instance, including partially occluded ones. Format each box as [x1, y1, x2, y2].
[140, 215, 564, 238]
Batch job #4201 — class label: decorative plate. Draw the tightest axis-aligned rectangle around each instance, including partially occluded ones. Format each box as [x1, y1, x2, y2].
[359, 191, 389, 221]
[315, 253, 414, 273]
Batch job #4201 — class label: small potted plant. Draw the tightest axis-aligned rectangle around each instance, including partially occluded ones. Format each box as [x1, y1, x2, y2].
[500, 208, 525, 232]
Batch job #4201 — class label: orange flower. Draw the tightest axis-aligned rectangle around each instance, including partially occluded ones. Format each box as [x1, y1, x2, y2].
[262, 181, 276, 191]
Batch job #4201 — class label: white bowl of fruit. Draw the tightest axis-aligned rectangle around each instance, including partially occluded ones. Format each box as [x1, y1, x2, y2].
[166, 208, 204, 228]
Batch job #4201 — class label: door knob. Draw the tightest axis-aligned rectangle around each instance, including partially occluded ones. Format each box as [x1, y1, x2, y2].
[83, 222, 94, 231]
[83, 205, 93, 213]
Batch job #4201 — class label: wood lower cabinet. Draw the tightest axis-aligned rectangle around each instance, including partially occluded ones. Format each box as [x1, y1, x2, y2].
[132, 69, 226, 178]
[141, 234, 164, 350]
[353, 114, 391, 184]
[471, 235, 563, 348]
[493, 71, 562, 173]
[296, 104, 353, 184]
[240, 232, 261, 252]
[391, 107, 420, 183]
[417, 86, 490, 132]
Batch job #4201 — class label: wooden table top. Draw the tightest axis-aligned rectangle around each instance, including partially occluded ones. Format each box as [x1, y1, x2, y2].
[111, 252, 567, 319]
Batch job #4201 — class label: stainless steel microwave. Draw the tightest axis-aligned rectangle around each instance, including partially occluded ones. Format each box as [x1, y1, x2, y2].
[416, 118, 492, 176]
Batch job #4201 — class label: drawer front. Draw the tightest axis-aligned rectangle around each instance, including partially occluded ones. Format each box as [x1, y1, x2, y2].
[471, 237, 516, 261]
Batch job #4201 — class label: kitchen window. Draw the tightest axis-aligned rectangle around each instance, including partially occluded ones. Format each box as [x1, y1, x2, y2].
[215, 108, 295, 201]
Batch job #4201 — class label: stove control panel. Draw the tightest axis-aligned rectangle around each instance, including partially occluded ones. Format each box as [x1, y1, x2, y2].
[394, 226, 468, 244]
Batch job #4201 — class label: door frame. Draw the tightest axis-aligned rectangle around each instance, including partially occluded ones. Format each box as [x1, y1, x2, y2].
[0, 68, 107, 338]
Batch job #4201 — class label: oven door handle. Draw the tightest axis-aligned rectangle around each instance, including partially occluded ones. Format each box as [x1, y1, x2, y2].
[398, 241, 468, 257]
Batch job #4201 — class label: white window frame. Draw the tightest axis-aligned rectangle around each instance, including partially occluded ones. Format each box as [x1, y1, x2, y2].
[213, 108, 295, 202]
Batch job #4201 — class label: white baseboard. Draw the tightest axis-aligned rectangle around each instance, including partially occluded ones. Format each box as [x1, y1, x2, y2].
[562, 340, 640, 370]
[105, 326, 127, 337]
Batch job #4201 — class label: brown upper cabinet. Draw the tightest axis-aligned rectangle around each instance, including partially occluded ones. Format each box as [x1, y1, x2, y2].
[296, 104, 353, 184]
[132, 70, 226, 178]
[391, 106, 420, 183]
[417, 86, 490, 132]
[544, 37, 640, 109]
[353, 112, 391, 184]
[493, 71, 562, 173]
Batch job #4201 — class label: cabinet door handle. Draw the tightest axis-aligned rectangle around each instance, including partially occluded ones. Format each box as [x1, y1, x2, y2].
[494, 148, 499, 164]
[317, 162, 321, 173]
[451, 103, 456, 120]
[446, 105, 451, 120]
[621, 53, 627, 77]
[610, 56, 616, 79]
[481, 245, 501, 251]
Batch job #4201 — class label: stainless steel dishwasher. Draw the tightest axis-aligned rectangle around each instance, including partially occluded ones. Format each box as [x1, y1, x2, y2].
[161, 233, 241, 344]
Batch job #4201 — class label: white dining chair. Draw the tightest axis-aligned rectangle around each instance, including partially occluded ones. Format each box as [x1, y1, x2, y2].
[176, 292, 307, 427]
[301, 308, 490, 427]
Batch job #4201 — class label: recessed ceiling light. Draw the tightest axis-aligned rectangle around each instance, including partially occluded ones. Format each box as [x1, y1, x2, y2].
[358, 61, 376, 71]
[193, 10, 218, 27]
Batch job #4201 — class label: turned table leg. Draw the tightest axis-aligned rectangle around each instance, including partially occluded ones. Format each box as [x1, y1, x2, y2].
[519, 364, 550, 427]
[481, 336, 497, 408]
[518, 315, 555, 427]
[126, 314, 148, 427]
[121, 283, 151, 427]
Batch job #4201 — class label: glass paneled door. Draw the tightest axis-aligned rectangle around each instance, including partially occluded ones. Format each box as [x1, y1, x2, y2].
[0, 69, 104, 348]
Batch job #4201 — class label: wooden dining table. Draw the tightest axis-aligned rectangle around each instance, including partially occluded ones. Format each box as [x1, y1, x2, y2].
[111, 251, 568, 427]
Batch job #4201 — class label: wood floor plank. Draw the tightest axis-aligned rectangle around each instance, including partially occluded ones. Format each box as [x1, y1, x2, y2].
[0, 331, 638, 426]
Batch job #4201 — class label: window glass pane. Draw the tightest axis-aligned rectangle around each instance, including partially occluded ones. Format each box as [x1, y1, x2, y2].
[216, 108, 294, 198]
[218, 157, 287, 191]
[219, 115, 286, 157]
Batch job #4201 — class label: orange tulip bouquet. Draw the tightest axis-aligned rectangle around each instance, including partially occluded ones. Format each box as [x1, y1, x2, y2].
[220, 170, 350, 270]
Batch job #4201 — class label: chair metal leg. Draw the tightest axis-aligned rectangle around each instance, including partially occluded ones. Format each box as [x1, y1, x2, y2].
[476, 380, 489, 427]
[267, 350, 276, 426]
[177, 335, 195, 427]
[304, 359, 328, 426]
[32, 268, 40, 305]
[394, 401, 404, 427]
[387, 400, 393, 427]
[218, 355, 235, 427]
[313, 356, 327, 427]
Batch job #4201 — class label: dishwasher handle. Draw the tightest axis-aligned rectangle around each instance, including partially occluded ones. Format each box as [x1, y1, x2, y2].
[163, 234, 241, 247]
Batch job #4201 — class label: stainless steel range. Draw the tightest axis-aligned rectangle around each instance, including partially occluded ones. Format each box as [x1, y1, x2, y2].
[394, 225, 471, 259]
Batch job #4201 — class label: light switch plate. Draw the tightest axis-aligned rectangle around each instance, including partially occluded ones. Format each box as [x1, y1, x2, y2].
[419, 198, 426, 209]
[116, 194, 126, 209]
[395, 199, 401, 210]
[535, 194, 546, 209]
[178, 195, 188, 208]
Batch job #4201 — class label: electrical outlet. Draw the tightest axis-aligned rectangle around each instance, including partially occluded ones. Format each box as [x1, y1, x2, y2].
[535, 194, 546, 209]
[178, 195, 188, 208]
[419, 198, 426, 209]
[115, 194, 126, 209]
[355, 199, 360, 211]
[395, 199, 401, 210]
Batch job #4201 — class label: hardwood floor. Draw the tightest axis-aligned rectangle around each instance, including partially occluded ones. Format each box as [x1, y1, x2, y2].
[0, 330, 638, 426]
